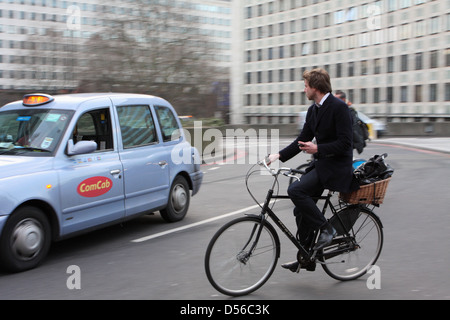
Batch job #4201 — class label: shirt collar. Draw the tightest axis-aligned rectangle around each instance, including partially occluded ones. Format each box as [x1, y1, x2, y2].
[317, 92, 330, 107]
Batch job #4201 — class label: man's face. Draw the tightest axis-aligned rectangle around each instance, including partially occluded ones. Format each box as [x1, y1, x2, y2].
[304, 80, 316, 101]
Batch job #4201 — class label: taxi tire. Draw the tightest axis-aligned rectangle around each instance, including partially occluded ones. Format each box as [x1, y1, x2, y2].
[160, 176, 190, 222]
[0, 206, 51, 272]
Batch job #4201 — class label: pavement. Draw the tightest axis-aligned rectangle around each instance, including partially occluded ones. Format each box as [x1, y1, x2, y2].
[374, 137, 450, 154]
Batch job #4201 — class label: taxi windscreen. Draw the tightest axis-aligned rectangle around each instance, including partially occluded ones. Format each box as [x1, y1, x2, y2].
[0, 109, 74, 155]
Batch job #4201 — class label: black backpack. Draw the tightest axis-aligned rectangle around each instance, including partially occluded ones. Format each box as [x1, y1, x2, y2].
[350, 108, 369, 154]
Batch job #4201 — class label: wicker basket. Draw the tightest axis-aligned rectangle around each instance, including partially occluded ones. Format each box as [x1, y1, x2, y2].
[340, 177, 391, 204]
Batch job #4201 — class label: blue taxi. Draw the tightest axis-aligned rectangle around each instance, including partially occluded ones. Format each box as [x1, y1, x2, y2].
[0, 93, 203, 272]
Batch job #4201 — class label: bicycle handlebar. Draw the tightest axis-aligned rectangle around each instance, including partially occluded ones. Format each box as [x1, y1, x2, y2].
[257, 157, 304, 181]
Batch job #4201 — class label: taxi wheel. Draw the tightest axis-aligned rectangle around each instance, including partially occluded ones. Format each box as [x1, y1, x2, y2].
[160, 176, 190, 222]
[0, 206, 51, 272]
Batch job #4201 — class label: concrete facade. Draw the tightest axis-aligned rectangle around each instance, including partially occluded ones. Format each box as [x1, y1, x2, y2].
[231, 0, 450, 127]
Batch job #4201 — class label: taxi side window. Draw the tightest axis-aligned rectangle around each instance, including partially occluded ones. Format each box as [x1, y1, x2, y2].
[73, 108, 113, 151]
[117, 105, 157, 148]
[154, 105, 180, 142]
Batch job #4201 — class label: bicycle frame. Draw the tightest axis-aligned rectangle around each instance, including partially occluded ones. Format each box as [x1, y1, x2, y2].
[258, 185, 335, 260]
[253, 159, 360, 262]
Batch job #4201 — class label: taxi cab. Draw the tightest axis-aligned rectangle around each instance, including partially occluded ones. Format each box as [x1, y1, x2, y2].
[0, 93, 203, 272]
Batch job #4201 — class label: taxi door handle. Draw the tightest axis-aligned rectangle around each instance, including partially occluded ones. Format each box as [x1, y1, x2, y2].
[110, 169, 121, 175]
[158, 161, 168, 167]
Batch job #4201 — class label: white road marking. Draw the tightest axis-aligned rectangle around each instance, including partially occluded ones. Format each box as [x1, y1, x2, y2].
[131, 203, 263, 243]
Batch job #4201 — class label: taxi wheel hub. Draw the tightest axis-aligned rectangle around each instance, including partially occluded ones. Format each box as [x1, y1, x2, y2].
[172, 184, 187, 212]
[11, 218, 44, 260]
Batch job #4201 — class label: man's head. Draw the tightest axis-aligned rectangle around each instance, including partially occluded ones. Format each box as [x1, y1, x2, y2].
[303, 68, 332, 101]
[335, 90, 346, 101]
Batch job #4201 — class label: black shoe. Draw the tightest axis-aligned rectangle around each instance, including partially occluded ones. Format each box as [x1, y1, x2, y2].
[313, 224, 336, 250]
[281, 261, 301, 273]
[303, 261, 316, 272]
[281, 260, 316, 272]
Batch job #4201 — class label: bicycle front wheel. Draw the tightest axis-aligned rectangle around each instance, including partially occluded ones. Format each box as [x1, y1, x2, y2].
[205, 216, 280, 296]
[321, 207, 383, 281]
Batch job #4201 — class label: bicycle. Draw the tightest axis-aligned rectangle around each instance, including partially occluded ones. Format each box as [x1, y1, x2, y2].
[204, 158, 384, 297]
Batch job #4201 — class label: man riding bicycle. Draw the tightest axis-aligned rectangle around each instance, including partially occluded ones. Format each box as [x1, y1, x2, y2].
[268, 68, 359, 273]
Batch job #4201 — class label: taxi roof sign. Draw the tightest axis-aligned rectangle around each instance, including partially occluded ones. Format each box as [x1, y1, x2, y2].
[23, 94, 54, 106]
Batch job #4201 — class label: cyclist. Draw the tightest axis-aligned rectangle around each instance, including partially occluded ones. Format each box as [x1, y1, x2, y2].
[268, 68, 359, 272]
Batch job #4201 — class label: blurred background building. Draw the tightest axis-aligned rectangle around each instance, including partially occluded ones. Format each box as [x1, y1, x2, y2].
[231, 0, 449, 131]
[1, 0, 449, 133]
[0, 0, 231, 118]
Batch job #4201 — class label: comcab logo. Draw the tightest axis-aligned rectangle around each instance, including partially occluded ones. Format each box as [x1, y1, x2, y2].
[77, 176, 113, 197]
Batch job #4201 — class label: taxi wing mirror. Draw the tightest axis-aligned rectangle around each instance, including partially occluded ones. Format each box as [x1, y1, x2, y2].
[67, 139, 97, 156]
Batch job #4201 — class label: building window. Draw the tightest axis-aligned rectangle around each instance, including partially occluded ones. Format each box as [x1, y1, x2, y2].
[430, 50, 438, 68]
[373, 88, 380, 103]
[290, 68, 295, 81]
[429, 84, 437, 102]
[336, 63, 342, 78]
[415, 52, 423, 70]
[374, 58, 381, 74]
[387, 87, 394, 103]
[360, 88, 367, 104]
[387, 56, 394, 73]
[361, 60, 368, 75]
[401, 54, 408, 71]
[414, 85, 422, 102]
[348, 62, 354, 77]
[401, 86, 408, 102]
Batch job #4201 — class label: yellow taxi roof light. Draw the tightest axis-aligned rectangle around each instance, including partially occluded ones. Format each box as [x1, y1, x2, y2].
[23, 94, 54, 106]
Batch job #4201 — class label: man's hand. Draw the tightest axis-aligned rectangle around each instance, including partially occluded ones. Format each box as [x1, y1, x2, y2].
[266, 153, 280, 165]
[299, 141, 318, 155]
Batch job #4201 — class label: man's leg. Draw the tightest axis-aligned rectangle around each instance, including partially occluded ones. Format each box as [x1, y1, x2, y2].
[288, 168, 326, 230]
[281, 168, 336, 272]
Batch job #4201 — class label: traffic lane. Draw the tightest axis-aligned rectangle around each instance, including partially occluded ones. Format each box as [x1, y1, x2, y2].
[1, 142, 449, 299]
[195, 142, 450, 299]
[368, 142, 450, 299]
[0, 162, 268, 299]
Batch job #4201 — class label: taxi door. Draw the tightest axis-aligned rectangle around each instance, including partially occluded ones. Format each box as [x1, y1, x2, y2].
[113, 103, 170, 217]
[58, 104, 125, 236]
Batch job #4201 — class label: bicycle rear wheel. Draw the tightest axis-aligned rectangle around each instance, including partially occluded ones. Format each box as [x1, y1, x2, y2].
[204, 216, 280, 296]
[321, 207, 383, 281]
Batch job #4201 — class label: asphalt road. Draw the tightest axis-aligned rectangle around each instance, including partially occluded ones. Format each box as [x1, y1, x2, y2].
[0, 139, 449, 301]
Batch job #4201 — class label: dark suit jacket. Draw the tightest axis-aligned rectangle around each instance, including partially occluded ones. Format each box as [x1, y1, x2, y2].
[279, 94, 359, 193]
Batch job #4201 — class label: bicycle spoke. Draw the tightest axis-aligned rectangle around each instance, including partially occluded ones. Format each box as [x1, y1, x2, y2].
[205, 217, 279, 296]
[321, 208, 383, 281]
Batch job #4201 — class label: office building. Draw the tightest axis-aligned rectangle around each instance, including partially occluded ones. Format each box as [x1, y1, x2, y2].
[231, 0, 449, 125]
